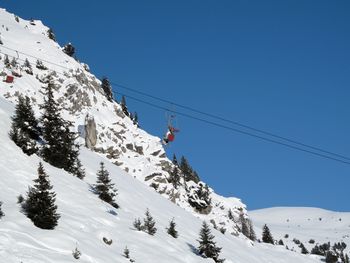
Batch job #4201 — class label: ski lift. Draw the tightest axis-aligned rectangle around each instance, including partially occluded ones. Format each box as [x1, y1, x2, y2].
[162, 109, 180, 145]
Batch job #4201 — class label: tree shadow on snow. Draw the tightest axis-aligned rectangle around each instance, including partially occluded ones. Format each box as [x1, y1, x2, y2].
[187, 243, 200, 256]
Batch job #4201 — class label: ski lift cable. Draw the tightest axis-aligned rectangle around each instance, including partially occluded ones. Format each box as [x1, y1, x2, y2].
[116, 91, 350, 166]
[1, 45, 349, 163]
[108, 80, 350, 162]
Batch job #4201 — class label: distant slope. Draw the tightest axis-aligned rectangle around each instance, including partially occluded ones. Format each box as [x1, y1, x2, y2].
[250, 207, 350, 255]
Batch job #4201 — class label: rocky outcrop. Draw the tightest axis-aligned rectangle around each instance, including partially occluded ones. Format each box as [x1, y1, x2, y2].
[84, 114, 97, 149]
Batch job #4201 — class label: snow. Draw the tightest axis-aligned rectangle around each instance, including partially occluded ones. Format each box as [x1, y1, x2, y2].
[251, 207, 350, 255]
[0, 8, 343, 262]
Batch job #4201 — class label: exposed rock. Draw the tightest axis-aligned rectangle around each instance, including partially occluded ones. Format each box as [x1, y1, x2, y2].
[135, 145, 143, 155]
[151, 150, 161, 156]
[84, 114, 97, 149]
[145, 173, 162, 181]
[126, 143, 134, 151]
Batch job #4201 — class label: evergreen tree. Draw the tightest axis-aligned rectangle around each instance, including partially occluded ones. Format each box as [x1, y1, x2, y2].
[23, 58, 33, 75]
[143, 209, 157, 235]
[172, 154, 178, 166]
[262, 224, 274, 244]
[345, 254, 349, 263]
[11, 57, 18, 67]
[22, 162, 60, 229]
[227, 209, 234, 220]
[133, 112, 138, 126]
[188, 182, 212, 211]
[133, 218, 142, 231]
[197, 221, 225, 263]
[40, 79, 83, 177]
[101, 77, 114, 102]
[120, 95, 129, 116]
[300, 243, 309, 254]
[47, 28, 56, 41]
[9, 95, 39, 155]
[278, 239, 284, 245]
[63, 42, 75, 57]
[123, 246, 130, 258]
[36, 59, 47, 70]
[94, 162, 118, 208]
[239, 213, 249, 238]
[4, 55, 10, 68]
[180, 156, 200, 183]
[166, 218, 178, 238]
[247, 218, 256, 241]
[0, 201, 4, 218]
[325, 251, 338, 263]
[311, 245, 323, 256]
[169, 166, 181, 189]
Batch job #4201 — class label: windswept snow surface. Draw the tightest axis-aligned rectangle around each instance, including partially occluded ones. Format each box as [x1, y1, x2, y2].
[251, 207, 350, 255]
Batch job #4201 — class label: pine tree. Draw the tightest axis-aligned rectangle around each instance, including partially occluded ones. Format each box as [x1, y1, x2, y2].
[166, 218, 178, 238]
[36, 59, 47, 70]
[40, 79, 83, 177]
[247, 218, 256, 241]
[169, 166, 181, 189]
[262, 224, 274, 244]
[197, 221, 225, 263]
[239, 213, 249, 237]
[172, 154, 178, 165]
[133, 112, 138, 126]
[325, 251, 338, 263]
[0, 201, 4, 218]
[11, 57, 18, 67]
[47, 28, 56, 41]
[22, 162, 60, 229]
[63, 43, 75, 57]
[101, 77, 114, 102]
[188, 182, 212, 211]
[300, 243, 309, 254]
[180, 156, 200, 183]
[4, 55, 10, 68]
[23, 58, 33, 75]
[120, 95, 129, 116]
[143, 209, 157, 235]
[123, 246, 130, 258]
[9, 95, 39, 155]
[278, 239, 284, 245]
[94, 162, 118, 208]
[133, 218, 142, 231]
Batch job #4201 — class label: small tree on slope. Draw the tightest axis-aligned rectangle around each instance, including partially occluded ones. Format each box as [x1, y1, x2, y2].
[101, 77, 114, 102]
[94, 162, 119, 208]
[166, 218, 178, 238]
[262, 224, 274, 244]
[143, 209, 157, 235]
[197, 221, 225, 263]
[22, 162, 60, 229]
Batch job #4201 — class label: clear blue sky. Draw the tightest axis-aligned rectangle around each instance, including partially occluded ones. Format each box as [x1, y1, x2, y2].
[3, 1, 350, 211]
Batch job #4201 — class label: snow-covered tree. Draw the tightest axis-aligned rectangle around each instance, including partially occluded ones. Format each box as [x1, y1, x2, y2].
[143, 209, 157, 235]
[197, 221, 225, 263]
[166, 218, 178, 238]
[22, 162, 60, 229]
[9, 95, 39, 155]
[188, 182, 212, 213]
[94, 162, 118, 208]
[63, 42, 75, 57]
[180, 156, 200, 183]
[10, 57, 18, 67]
[40, 78, 83, 177]
[4, 55, 10, 68]
[36, 59, 47, 70]
[133, 218, 142, 231]
[23, 58, 33, 75]
[101, 77, 114, 102]
[262, 224, 274, 244]
[169, 166, 181, 189]
[120, 95, 129, 116]
[47, 28, 56, 41]
[123, 246, 130, 258]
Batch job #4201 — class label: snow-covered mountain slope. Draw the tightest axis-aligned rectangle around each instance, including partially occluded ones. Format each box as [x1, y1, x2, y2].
[0, 7, 245, 235]
[0, 93, 322, 263]
[251, 207, 350, 255]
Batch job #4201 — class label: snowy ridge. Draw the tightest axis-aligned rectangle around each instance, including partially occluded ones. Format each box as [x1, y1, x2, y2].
[0, 7, 246, 236]
[251, 207, 350, 255]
